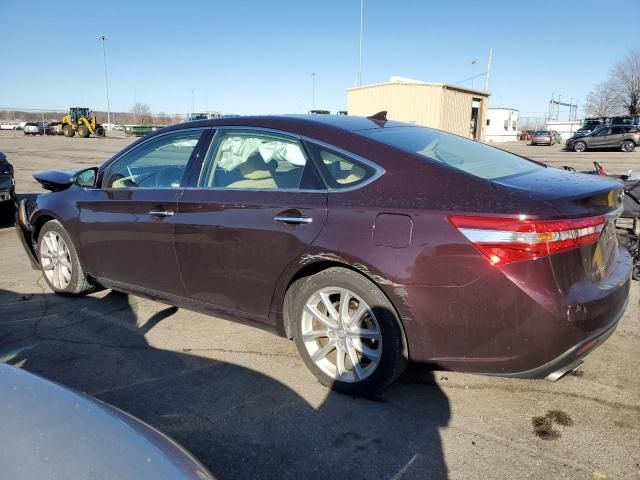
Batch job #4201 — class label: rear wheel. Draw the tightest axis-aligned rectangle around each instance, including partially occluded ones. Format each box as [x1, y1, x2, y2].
[573, 141, 587, 152]
[292, 267, 407, 397]
[77, 125, 90, 138]
[37, 220, 93, 295]
[63, 125, 75, 137]
[621, 140, 635, 152]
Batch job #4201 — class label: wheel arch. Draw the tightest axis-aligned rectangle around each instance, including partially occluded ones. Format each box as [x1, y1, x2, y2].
[278, 258, 410, 360]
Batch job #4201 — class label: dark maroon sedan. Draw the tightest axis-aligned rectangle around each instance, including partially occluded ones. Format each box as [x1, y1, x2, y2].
[16, 114, 631, 396]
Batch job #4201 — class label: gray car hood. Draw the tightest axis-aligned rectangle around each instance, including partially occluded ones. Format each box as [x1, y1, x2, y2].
[0, 364, 213, 480]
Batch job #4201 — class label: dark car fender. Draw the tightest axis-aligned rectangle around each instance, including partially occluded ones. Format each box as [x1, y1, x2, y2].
[17, 189, 87, 270]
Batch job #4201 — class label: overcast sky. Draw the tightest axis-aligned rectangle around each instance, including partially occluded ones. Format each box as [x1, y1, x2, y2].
[0, 0, 626, 118]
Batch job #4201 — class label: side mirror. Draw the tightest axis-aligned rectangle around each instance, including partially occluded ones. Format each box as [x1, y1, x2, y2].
[74, 167, 98, 188]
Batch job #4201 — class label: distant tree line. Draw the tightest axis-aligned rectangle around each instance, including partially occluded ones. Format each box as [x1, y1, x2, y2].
[583, 49, 640, 117]
[0, 106, 185, 126]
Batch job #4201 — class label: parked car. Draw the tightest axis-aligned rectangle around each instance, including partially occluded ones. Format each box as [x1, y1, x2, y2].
[551, 130, 563, 144]
[48, 122, 63, 135]
[16, 114, 631, 396]
[0, 152, 15, 223]
[530, 130, 555, 145]
[566, 125, 640, 152]
[520, 129, 535, 141]
[23, 121, 49, 136]
[0, 363, 214, 479]
[23, 122, 42, 135]
[0, 122, 18, 130]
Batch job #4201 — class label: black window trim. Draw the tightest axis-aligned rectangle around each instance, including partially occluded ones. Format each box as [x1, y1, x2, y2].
[193, 126, 325, 192]
[190, 125, 385, 193]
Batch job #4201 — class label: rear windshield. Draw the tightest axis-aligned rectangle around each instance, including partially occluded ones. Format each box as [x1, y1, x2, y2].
[360, 126, 542, 180]
[535, 131, 550, 135]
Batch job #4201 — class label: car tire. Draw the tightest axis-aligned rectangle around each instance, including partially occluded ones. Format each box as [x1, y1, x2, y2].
[78, 125, 90, 138]
[63, 125, 75, 137]
[291, 267, 407, 397]
[621, 140, 635, 152]
[573, 141, 587, 152]
[37, 220, 94, 295]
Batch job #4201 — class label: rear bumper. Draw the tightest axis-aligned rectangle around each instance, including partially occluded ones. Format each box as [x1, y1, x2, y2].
[495, 296, 626, 379]
[397, 246, 632, 375]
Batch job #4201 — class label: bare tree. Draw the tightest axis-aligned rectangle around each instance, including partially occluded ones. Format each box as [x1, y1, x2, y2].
[611, 49, 640, 115]
[131, 102, 152, 124]
[583, 81, 620, 117]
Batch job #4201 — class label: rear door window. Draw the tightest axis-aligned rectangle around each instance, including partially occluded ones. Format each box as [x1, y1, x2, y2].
[360, 126, 541, 180]
[199, 129, 323, 190]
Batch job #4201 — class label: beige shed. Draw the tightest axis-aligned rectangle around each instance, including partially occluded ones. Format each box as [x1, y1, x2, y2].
[346, 79, 490, 140]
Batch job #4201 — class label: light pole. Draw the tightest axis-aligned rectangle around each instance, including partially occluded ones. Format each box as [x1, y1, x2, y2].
[98, 35, 111, 129]
[471, 60, 477, 90]
[311, 72, 316, 109]
[358, 0, 364, 86]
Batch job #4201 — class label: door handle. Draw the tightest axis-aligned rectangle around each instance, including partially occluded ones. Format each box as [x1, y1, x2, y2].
[274, 215, 313, 225]
[149, 209, 175, 218]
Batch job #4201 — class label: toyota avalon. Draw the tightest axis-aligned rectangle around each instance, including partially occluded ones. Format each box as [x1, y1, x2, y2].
[16, 113, 631, 396]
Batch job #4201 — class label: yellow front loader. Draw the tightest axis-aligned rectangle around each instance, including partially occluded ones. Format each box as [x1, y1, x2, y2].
[59, 107, 106, 138]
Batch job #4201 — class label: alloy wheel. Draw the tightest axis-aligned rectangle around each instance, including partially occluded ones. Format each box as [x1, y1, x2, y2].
[40, 231, 72, 289]
[301, 287, 382, 383]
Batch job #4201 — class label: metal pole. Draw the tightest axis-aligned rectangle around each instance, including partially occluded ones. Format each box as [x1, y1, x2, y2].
[471, 60, 476, 90]
[98, 35, 111, 129]
[311, 72, 316, 108]
[358, 0, 363, 86]
[484, 48, 492, 92]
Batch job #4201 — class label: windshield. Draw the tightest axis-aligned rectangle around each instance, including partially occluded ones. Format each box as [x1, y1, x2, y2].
[534, 131, 550, 135]
[360, 126, 541, 180]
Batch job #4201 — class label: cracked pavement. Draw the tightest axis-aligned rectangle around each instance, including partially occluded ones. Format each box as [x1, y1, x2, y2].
[0, 132, 638, 479]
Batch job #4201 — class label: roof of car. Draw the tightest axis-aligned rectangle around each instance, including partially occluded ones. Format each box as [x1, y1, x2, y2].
[176, 114, 411, 134]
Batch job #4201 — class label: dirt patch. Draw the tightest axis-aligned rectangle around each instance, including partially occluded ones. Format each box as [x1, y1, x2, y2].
[532, 410, 574, 440]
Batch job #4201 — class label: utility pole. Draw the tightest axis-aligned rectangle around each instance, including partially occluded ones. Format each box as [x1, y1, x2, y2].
[98, 35, 111, 129]
[471, 60, 477, 90]
[311, 72, 316, 108]
[484, 48, 492, 93]
[358, 0, 364, 86]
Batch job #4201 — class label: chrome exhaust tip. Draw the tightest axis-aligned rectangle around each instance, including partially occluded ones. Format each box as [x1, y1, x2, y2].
[545, 360, 583, 382]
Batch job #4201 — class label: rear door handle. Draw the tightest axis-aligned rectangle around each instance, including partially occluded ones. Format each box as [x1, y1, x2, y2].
[149, 210, 175, 218]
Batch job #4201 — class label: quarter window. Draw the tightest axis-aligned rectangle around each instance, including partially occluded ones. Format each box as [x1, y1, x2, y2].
[199, 130, 322, 190]
[305, 142, 377, 189]
[104, 129, 203, 189]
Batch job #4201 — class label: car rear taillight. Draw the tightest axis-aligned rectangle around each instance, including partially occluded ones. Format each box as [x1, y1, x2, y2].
[448, 215, 607, 265]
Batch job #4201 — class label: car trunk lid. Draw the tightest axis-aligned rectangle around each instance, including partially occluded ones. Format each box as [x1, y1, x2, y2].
[492, 166, 624, 284]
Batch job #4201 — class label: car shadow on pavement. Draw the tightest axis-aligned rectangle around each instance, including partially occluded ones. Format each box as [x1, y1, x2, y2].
[0, 287, 450, 479]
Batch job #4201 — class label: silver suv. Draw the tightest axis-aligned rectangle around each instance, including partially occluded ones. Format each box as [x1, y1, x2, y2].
[566, 125, 640, 152]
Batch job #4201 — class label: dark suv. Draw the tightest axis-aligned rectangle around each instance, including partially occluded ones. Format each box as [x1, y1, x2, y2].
[566, 125, 640, 152]
[0, 152, 15, 224]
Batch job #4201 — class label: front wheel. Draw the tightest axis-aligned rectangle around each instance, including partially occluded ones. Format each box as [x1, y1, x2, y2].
[94, 126, 105, 137]
[621, 140, 636, 152]
[37, 220, 94, 295]
[573, 141, 587, 152]
[292, 267, 407, 397]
